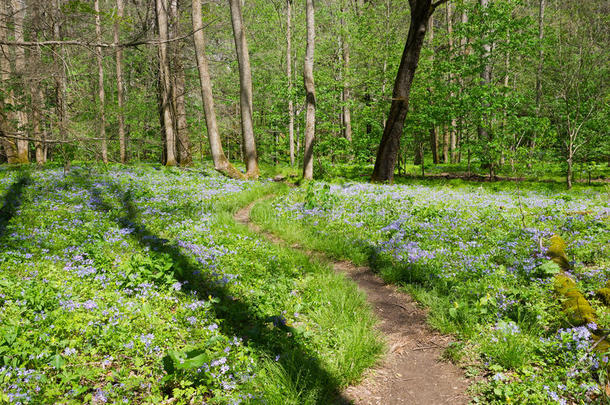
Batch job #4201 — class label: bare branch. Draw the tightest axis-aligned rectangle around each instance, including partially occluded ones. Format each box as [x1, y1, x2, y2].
[0, 21, 216, 48]
[431, 0, 450, 13]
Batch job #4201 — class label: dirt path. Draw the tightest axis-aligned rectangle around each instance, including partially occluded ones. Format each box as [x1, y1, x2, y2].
[234, 200, 470, 405]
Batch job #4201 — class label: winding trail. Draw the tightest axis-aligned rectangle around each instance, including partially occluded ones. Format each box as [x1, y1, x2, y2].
[235, 199, 470, 404]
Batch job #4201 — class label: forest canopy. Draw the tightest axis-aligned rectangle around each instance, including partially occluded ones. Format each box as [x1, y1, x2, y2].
[0, 0, 608, 187]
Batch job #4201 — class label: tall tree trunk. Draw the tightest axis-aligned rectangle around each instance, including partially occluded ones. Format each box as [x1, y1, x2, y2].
[54, 0, 68, 140]
[170, 0, 191, 166]
[371, 0, 439, 183]
[456, 7, 468, 164]
[192, 0, 243, 178]
[0, 0, 19, 163]
[340, 4, 352, 143]
[287, 0, 295, 167]
[530, 0, 545, 164]
[115, 0, 127, 163]
[478, 0, 492, 175]
[429, 125, 438, 163]
[302, 0, 316, 180]
[156, 0, 177, 166]
[381, 0, 390, 127]
[228, 0, 259, 178]
[428, 14, 438, 163]
[447, 2, 457, 163]
[95, 0, 108, 164]
[566, 151, 573, 190]
[12, 0, 29, 163]
[31, 44, 45, 165]
[29, 1, 46, 165]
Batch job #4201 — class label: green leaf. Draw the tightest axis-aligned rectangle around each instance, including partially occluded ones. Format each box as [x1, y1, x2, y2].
[538, 260, 561, 276]
[50, 354, 65, 369]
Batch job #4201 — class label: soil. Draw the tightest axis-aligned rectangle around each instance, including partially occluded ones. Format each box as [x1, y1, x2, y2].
[234, 200, 470, 405]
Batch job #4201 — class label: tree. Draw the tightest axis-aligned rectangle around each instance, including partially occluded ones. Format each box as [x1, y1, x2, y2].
[545, 0, 608, 189]
[192, 0, 243, 178]
[156, 0, 177, 166]
[95, 0, 108, 164]
[0, 0, 19, 164]
[340, 2, 352, 143]
[286, 0, 295, 167]
[302, 0, 316, 180]
[371, 0, 447, 183]
[115, 0, 127, 163]
[229, 0, 259, 178]
[170, 0, 192, 166]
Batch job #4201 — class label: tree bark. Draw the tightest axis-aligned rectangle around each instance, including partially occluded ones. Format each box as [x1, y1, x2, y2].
[371, 0, 438, 183]
[530, 0, 545, 164]
[229, 0, 259, 178]
[0, 1, 19, 163]
[169, 0, 191, 166]
[340, 4, 352, 143]
[12, 0, 29, 163]
[287, 0, 295, 167]
[115, 0, 127, 163]
[302, 0, 316, 180]
[156, 0, 177, 166]
[478, 0, 492, 175]
[192, 0, 243, 178]
[428, 14, 439, 163]
[54, 0, 68, 144]
[429, 119, 438, 164]
[95, 0, 108, 164]
[447, 2, 457, 163]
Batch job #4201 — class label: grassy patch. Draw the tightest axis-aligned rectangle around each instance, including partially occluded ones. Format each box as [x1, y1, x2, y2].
[0, 165, 382, 404]
[252, 180, 610, 404]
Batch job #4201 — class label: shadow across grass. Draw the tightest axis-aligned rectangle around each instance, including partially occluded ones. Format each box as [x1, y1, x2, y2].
[76, 172, 351, 404]
[0, 172, 30, 239]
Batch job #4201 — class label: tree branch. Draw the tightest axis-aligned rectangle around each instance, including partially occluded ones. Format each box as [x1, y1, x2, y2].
[431, 0, 450, 13]
[0, 21, 217, 48]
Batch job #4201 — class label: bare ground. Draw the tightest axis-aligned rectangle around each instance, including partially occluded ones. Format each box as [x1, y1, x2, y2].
[234, 200, 470, 405]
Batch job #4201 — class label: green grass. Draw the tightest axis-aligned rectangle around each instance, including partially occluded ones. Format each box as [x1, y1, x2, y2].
[0, 165, 383, 404]
[250, 179, 610, 404]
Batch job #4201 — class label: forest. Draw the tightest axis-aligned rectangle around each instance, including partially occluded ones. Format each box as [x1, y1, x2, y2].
[0, 0, 609, 404]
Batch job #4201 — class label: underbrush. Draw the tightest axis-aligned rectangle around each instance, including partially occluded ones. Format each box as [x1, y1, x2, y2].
[0, 165, 382, 404]
[251, 180, 610, 404]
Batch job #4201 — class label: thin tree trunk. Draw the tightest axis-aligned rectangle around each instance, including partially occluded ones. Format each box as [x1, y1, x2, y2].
[530, 0, 545, 165]
[371, 0, 438, 183]
[156, 0, 177, 166]
[0, 0, 19, 164]
[287, 0, 295, 167]
[381, 0, 390, 127]
[567, 153, 573, 189]
[95, 0, 108, 164]
[478, 0, 492, 175]
[447, 2, 457, 163]
[170, 0, 191, 166]
[443, 126, 450, 163]
[55, 0, 68, 142]
[429, 119, 438, 164]
[12, 0, 29, 163]
[228, 0, 259, 178]
[31, 42, 45, 165]
[302, 0, 316, 180]
[341, 4, 352, 143]
[115, 0, 127, 163]
[192, 0, 243, 178]
[428, 15, 439, 163]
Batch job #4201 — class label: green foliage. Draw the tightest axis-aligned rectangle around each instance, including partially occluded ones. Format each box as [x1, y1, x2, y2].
[254, 179, 610, 403]
[0, 166, 382, 403]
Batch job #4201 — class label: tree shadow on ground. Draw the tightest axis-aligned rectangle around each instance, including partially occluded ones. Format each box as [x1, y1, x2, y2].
[0, 172, 30, 239]
[77, 173, 351, 404]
